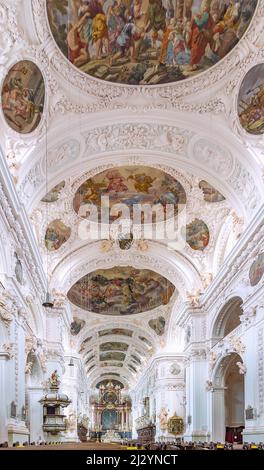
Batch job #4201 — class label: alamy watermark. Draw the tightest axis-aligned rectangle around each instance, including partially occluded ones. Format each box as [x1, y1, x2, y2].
[77, 196, 187, 251]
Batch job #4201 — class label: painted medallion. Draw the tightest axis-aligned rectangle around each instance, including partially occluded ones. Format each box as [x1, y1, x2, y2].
[45, 219, 71, 251]
[238, 64, 264, 135]
[249, 253, 264, 287]
[186, 218, 209, 251]
[1, 60, 45, 133]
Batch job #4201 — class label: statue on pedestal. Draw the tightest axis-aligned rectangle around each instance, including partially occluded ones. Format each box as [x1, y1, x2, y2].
[49, 370, 60, 389]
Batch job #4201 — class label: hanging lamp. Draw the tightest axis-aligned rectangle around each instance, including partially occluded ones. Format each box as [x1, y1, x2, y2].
[42, 117, 54, 308]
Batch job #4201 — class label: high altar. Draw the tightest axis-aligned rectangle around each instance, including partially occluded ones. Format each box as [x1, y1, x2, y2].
[91, 382, 132, 440]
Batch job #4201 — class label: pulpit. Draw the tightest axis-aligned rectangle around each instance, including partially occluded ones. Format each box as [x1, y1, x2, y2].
[137, 424, 156, 444]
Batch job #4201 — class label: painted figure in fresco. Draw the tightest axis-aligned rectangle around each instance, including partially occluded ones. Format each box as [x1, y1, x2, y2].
[188, 0, 215, 70]
[127, 173, 156, 193]
[148, 0, 166, 46]
[105, 170, 128, 192]
[213, 0, 241, 58]
[67, 11, 91, 66]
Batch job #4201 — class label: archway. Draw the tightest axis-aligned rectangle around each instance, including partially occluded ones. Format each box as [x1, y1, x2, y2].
[212, 353, 245, 444]
[212, 297, 243, 344]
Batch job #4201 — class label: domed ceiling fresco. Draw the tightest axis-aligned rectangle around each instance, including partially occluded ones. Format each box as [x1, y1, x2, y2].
[46, 1, 257, 86]
[67, 266, 175, 315]
[238, 64, 264, 135]
[1, 60, 45, 133]
[73, 166, 186, 222]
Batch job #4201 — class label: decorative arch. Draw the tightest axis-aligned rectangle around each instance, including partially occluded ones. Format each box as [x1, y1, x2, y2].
[211, 296, 243, 341]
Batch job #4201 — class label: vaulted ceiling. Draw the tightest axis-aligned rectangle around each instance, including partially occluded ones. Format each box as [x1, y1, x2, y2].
[0, 0, 263, 388]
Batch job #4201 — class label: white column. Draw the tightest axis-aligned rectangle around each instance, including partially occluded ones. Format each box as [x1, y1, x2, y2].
[27, 387, 44, 443]
[212, 388, 226, 443]
[184, 353, 209, 441]
[0, 353, 8, 443]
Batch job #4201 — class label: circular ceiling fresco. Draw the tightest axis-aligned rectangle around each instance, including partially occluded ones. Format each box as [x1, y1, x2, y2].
[238, 64, 264, 135]
[46, 1, 257, 86]
[1, 60, 45, 133]
[67, 266, 175, 315]
[73, 166, 186, 222]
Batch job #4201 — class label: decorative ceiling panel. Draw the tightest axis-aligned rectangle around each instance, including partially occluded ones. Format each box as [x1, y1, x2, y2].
[46, 1, 257, 86]
[67, 266, 175, 315]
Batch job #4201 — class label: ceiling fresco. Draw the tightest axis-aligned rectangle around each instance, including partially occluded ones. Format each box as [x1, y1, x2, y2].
[100, 362, 124, 368]
[99, 342, 129, 352]
[186, 218, 210, 251]
[128, 364, 138, 373]
[249, 253, 264, 287]
[1, 60, 45, 134]
[100, 373, 121, 377]
[46, 1, 257, 86]
[85, 354, 96, 364]
[67, 266, 175, 315]
[70, 317, 86, 335]
[41, 181, 65, 203]
[73, 166, 186, 222]
[148, 316, 166, 335]
[238, 64, 264, 135]
[199, 180, 225, 203]
[139, 336, 152, 347]
[99, 352, 126, 362]
[98, 328, 133, 337]
[45, 219, 71, 251]
[131, 354, 142, 364]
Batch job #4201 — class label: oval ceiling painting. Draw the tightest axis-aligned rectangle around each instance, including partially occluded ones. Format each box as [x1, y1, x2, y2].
[249, 253, 264, 287]
[1, 60, 45, 133]
[238, 64, 264, 135]
[67, 266, 175, 315]
[186, 218, 209, 251]
[47, 1, 257, 86]
[73, 166, 186, 222]
[45, 219, 71, 251]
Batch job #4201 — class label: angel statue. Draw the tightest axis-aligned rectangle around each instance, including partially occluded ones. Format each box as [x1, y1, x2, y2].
[49, 370, 60, 388]
[158, 407, 168, 431]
